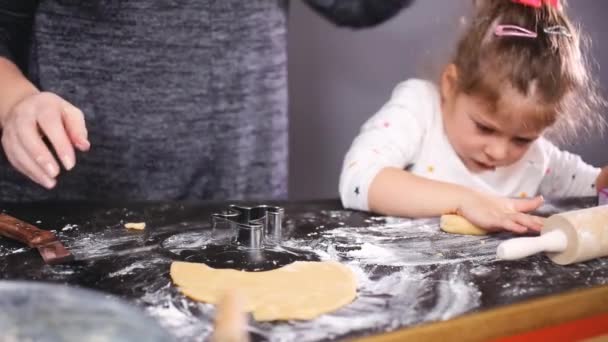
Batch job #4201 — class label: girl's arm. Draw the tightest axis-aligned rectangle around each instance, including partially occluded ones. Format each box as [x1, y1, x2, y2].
[369, 167, 545, 233]
[368, 167, 473, 217]
[537, 138, 601, 197]
[339, 80, 433, 211]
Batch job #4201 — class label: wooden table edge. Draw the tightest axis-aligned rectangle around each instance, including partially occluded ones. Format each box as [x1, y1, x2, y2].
[355, 284, 608, 342]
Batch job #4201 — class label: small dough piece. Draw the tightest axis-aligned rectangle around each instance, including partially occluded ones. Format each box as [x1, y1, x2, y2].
[170, 261, 357, 321]
[440, 214, 488, 236]
[124, 222, 146, 230]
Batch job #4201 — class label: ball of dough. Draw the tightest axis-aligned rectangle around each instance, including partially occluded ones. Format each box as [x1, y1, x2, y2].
[440, 214, 488, 236]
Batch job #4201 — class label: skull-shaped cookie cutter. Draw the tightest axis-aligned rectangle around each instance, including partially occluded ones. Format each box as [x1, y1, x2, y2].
[211, 204, 284, 249]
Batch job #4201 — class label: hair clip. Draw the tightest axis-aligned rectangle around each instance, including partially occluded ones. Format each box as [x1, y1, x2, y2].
[543, 25, 572, 37]
[494, 25, 538, 38]
[511, 0, 559, 9]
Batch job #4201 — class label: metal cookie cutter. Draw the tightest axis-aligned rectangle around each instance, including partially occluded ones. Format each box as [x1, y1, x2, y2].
[211, 204, 285, 249]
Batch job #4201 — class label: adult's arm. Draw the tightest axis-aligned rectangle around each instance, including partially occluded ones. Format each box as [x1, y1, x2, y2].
[303, 0, 414, 28]
[0, 0, 40, 122]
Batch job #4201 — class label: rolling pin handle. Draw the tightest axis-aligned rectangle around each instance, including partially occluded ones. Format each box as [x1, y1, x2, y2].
[497, 230, 568, 260]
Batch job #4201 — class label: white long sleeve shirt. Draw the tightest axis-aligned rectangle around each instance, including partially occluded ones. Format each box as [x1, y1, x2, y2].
[340, 79, 600, 211]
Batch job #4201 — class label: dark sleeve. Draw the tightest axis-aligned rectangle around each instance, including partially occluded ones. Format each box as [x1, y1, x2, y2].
[303, 0, 415, 28]
[0, 0, 38, 72]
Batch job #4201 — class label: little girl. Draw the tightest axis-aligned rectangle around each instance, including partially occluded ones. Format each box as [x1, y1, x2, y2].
[339, 0, 608, 234]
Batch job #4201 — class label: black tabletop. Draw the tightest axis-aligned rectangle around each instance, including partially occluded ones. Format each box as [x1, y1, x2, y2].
[0, 198, 607, 342]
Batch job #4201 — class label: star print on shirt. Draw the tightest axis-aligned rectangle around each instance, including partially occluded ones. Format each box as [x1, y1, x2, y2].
[354, 187, 360, 195]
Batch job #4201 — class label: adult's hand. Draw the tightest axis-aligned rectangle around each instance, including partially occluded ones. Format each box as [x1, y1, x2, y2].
[1, 92, 90, 188]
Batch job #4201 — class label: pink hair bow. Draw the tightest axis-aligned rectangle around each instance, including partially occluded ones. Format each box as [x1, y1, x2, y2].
[511, 0, 559, 9]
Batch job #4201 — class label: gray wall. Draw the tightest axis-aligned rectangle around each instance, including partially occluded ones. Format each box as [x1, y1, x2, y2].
[287, 0, 608, 200]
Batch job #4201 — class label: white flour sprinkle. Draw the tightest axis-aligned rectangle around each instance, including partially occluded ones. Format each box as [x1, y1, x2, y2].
[109, 258, 167, 278]
[62, 224, 77, 231]
[117, 205, 606, 341]
[145, 211, 487, 341]
[251, 262, 480, 342]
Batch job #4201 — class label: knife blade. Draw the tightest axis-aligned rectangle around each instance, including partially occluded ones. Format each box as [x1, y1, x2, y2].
[0, 213, 74, 264]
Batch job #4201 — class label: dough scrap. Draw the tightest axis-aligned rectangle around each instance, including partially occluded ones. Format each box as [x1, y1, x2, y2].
[170, 261, 357, 321]
[440, 214, 488, 236]
[124, 222, 146, 230]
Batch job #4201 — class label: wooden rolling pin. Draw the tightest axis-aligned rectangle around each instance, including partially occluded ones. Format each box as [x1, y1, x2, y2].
[212, 290, 249, 342]
[497, 205, 608, 265]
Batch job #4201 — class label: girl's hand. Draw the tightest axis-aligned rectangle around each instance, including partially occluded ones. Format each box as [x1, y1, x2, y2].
[456, 191, 545, 234]
[0, 92, 90, 189]
[596, 166, 608, 192]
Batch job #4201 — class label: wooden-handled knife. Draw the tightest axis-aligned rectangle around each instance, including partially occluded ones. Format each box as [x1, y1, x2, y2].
[0, 213, 158, 264]
[0, 213, 74, 264]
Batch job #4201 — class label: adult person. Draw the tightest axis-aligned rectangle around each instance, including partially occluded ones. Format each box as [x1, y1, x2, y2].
[0, 0, 413, 201]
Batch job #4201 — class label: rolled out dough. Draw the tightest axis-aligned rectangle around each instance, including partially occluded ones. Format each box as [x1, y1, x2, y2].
[440, 214, 488, 236]
[170, 261, 357, 321]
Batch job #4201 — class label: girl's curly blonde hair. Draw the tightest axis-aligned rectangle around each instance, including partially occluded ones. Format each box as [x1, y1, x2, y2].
[453, 0, 606, 141]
